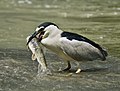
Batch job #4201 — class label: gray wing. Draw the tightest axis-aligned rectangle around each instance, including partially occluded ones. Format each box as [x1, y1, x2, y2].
[60, 38, 104, 61]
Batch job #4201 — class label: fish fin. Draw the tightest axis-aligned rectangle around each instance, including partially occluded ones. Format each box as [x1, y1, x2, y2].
[32, 54, 36, 61]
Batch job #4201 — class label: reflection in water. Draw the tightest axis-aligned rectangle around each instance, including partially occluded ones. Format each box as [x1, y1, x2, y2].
[0, 0, 120, 91]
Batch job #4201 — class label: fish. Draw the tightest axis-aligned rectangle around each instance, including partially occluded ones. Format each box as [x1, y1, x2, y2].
[26, 36, 51, 75]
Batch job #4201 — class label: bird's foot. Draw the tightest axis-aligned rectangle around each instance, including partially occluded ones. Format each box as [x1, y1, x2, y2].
[58, 66, 71, 72]
[58, 61, 71, 72]
[62, 61, 71, 72]
[75, 68, 81, 74]
[62, 66, 71, 72]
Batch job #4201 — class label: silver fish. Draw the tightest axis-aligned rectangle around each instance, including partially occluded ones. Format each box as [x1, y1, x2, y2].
[26, 36, 51, 75]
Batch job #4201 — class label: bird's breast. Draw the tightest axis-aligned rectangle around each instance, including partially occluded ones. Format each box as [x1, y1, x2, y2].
[41, 38, 73, 61]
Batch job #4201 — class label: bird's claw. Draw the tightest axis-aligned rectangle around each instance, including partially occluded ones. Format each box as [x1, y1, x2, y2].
[75, 68, 81, 73]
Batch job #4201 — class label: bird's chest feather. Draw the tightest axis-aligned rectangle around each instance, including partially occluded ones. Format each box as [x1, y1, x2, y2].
[41, 37, 72, 60]
[41, 36, 61, 51]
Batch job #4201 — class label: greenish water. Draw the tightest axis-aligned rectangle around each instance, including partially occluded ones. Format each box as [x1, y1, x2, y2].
[0, 0, 120, 91]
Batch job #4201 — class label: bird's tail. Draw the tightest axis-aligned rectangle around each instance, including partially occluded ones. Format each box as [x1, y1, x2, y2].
[101, 49, 108, 61]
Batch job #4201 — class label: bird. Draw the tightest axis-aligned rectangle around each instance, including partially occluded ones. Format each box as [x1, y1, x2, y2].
[27, 22, 108, 73]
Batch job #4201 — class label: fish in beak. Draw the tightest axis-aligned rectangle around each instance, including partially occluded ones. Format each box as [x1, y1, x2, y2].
[26, 31, 38, 45]
[26, 27, 45, 45]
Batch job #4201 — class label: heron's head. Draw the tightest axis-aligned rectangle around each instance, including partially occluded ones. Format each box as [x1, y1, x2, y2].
[27, 22, 59, 45]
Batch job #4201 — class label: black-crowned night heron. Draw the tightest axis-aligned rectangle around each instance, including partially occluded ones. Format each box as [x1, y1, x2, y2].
[27, 22, 108, 73]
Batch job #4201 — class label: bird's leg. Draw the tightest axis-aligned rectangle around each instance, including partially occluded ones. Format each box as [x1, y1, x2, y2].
[63, 61, 71, 71]
[75, 61, 81, 73]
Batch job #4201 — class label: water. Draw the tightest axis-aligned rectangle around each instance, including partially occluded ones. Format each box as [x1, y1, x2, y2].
[0, 0, 120, 91]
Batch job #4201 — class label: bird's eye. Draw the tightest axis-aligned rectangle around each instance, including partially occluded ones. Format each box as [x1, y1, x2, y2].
[43, 31, 49, 39]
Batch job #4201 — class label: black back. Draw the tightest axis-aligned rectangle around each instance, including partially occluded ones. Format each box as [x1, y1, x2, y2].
[61, 32, 100, 48]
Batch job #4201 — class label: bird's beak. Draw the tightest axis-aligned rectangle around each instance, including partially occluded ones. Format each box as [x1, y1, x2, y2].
[26, 26, 45, 45]
[26, 31, 39, 45]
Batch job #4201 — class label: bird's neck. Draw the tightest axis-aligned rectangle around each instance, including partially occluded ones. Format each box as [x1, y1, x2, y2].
[49, 28, 63, 38]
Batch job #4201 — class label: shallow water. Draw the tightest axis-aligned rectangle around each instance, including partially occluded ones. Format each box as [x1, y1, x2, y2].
[0, 0, 120, 91]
